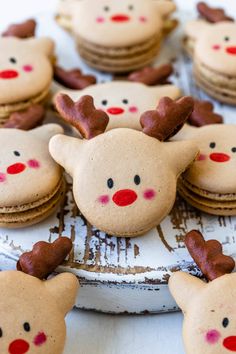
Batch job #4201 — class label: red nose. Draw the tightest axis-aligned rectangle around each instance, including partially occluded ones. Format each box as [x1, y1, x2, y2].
[226, 46, 236, 55]
[107, 107, 124, 115]
[112, 189, 137, 207]
[0, 70, 18, 79]
[223, 336, 236, 351]
[8, 339, 30, 354]
[7, 163, 26, 174]
[209, 153, 230, 163]
[111, 14, 130, 22]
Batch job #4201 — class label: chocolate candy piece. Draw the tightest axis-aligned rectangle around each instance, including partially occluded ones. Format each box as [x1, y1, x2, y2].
[189, 100, 223, 127]
[185, 230, 235, 281]
[140, 96, 194, 141]
[17, 237, 73, 280]
[4, 104, 45, 130]
[2, 19, 36, 38]
[55, 94, 109, 139]
[54, 66, 96, 90]
[197, 2, 234, 23]
[128, 64, 173, 86]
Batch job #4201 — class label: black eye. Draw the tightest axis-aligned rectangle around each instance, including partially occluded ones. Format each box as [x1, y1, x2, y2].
[104, 6, 109, 11]
[9, 57, 17, 64]
[232, 147, 236, 153]
[209, 142, 216, 149]
[134, 175, 141, 185]
[222, 317, 229, 328]
[23, 322, 31, 332]
[128, 5, 134, 10]
[107, 178, 114, 189]
[13, 151, 20, 156]
[224, 36, 230, 41]
[122, 99, 129, 104]
[102, 100, 108, 106]
[0, 328, 2, 338]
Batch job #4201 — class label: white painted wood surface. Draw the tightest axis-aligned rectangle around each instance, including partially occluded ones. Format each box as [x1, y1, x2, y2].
[1, 0, 236, 353]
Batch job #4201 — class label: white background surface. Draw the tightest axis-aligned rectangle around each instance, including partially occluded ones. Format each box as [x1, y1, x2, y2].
[0, 1, 235, 353]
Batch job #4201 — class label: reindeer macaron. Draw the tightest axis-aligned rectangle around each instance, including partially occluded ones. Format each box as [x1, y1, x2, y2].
[174, 122, 236, 216]
[0, 37, 54, 126]
[55, 65, 181, 131]
[169, 230, 236, 354]
[184, 2, 236, 104]
[49, 94, 198, 237]
[62, 0, 177, 72]
[0, 124, 64, 228]
[0, 237, 79, 354]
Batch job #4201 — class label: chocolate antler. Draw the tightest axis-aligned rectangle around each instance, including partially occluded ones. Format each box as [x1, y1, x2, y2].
[55, 94, 109, 139]
[4, 104, 45, 130]
[185, 230, 235, 281]
[140, 96, 194, 141]
[197, 2, 234, 23]
[188, 100, 223, 127]
[128, 64, 173, 86]
[54, 66, 97, 90]
[2, 19, 36, 38]
[17, 237, 73, 280]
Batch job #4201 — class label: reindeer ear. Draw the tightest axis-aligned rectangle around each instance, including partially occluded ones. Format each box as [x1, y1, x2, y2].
[172, 124, 197, 141]
[44, 273, 79, 316]
[27, 37, 54, 58]
[185, 20, 211, 40]
[169, 272, 206, 312]
[154, 0, 176, 17]
[31, 124, 64, 142]
[149, 85, 181, 101]
[163, 140, 199, 176]
[49, 134, 84, 176]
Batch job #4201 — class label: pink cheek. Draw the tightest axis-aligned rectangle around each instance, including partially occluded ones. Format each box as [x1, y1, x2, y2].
[205, 329, 221, 345]
[143, 189, 156, 200]
[139, 16, 147, 23]
[0, 173, 6, 182]
[22, 65, 33, 72]
[212, 45, 221, 51]
[98, 195, 110, 205]
[96, 17, 105, 23]
[129, 106, 138, 113]
[27, 159, 40, 168]
[197, 154, 207, 161]
[33, 332, 47, 346]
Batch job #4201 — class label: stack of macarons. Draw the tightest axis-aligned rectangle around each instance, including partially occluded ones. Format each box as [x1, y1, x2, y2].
[0, 125, 65, 228]
[57, 0, 177, 72]
[184, 2, 236, 104]
[0, 36, 54, 126]
[177, 124, 236, 215]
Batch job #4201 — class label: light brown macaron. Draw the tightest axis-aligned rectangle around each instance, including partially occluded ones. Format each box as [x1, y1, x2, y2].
[175, 124, 236, 215]
[66, 0, 177, 73]
[54, 80, 181, 131]
[184, 20, 236, 104]
[0, 270, 78, 354]
[0, 37, 54, 125]
[0, 124, 65, 228]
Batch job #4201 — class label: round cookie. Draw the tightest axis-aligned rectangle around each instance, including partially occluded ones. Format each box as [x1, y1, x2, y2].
[0, 37, 54, 125]
[56, 80, 181, 131]
[185, 19, 236, 104]
[0, 124, 65, 228]
[50, 94, 198, 237]
[0, 270, 78, 354]
[66, 0, 177, 72]
[176, 124, 236, 215]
